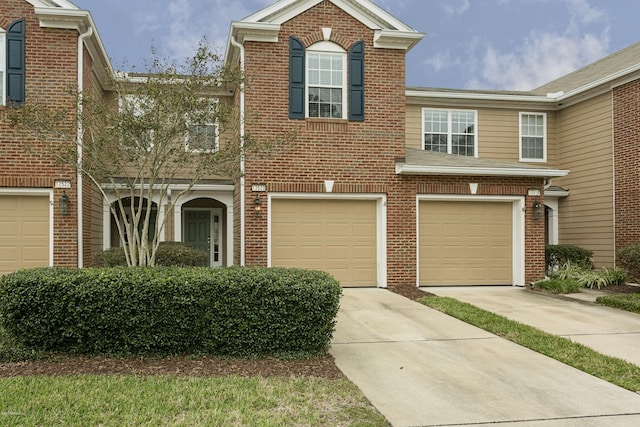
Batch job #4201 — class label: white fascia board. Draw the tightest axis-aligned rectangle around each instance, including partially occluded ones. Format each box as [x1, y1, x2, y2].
[406, 89, 554, 104]
[545, 189, 570, 198]
[101, 183, 235, 192]
[231, 21, 281, 43]
[26, 0, 77, 8]
[396, 164, 570, 178]
[374, 29, 425, 51]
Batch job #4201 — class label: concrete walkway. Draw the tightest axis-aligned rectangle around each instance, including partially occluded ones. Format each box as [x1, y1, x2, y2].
[330, 288, 640, 427]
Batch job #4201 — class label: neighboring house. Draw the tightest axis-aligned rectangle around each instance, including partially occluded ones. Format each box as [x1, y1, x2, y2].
[0, 0, 638, 287]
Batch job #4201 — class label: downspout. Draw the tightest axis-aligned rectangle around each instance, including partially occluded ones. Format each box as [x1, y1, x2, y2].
[230, 35, 246, 265]
[76, 26, 93, 268]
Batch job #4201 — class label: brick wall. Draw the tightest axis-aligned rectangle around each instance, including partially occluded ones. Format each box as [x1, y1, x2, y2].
[613, 79, 640, 251]
[0, 0, 81, 267]
[238, 0, 546, 286]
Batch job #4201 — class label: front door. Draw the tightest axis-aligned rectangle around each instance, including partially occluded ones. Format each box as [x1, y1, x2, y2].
[184, 211, 211, 266]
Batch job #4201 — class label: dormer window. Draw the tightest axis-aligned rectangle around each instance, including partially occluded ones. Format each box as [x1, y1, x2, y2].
[289, 36, 364, 122]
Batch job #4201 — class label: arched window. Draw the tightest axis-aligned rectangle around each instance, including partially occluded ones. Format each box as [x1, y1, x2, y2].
[289, 37, 364, 122]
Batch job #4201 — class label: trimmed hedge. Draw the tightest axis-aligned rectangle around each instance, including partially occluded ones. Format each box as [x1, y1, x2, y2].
[545, 244, 593, 273]
[0, 267, 341, 357]
[92, 241, 208, 267]
[617, 243, 640, 282]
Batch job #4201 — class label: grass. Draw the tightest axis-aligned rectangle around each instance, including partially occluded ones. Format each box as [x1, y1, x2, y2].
[532, 278, 582, 294]
[0, 375, 388, 426]
[0, 327, 388, 426]
[597, 293, 640, 314]
[419, 296, 640, 392]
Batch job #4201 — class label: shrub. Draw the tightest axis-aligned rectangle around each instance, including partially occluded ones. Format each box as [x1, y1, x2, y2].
[545, 245, 593, 273]
[596, 294, 640, 314]
[0, 267, 341, 357]
[549, 263, 627, 290]
[532, 277, 581, 294]
[617, 243, 640, 282]
[92, 241, 207, 267]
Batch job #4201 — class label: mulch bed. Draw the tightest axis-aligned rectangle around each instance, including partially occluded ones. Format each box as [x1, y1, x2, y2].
[0, 354, 346, 379]
[2, 284, 637, 378]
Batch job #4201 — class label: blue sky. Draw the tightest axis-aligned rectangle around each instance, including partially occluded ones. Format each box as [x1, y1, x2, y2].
[71, 0, 639, 91]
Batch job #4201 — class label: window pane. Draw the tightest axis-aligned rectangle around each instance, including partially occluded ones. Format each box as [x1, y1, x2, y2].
[522, 137, 543, 159]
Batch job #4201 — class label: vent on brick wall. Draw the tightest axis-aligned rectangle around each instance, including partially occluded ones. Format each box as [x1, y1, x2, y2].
[306, 119, 348, 133]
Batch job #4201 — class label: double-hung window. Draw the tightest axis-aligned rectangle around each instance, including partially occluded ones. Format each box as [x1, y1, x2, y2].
[186, 99, 219, 153]
[307, 42, 346, 119]
[289, 37, 364, 121]
[423, 108, 477, 157]
[520, 112, 546, 162]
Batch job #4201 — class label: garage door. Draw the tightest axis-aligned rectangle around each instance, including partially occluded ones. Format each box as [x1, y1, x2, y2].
[419, 200, 512, 286]
[0, 195, 50, 275]
[271, 199, 377, 287]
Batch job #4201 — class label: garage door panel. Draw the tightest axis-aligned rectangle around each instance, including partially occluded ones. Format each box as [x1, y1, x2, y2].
[420, 200, 512, 286]
[271, 199, 377, 287]
[0, 195, 50, 275]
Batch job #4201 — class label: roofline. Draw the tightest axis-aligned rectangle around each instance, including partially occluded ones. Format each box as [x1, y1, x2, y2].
[33, 7, 115, 88]
[407, 62, 640, 108]
[395, 163, 570, 178]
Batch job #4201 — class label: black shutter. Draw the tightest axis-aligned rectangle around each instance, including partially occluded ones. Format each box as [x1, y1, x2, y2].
[348, 41, 364, 122]
[6, 19, 26, 105]
[289, 36, 305, 119]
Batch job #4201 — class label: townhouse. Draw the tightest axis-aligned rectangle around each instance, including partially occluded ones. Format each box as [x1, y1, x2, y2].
[1, 0, 638, 288]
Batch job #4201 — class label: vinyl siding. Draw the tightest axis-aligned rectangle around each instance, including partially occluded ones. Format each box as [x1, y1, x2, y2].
[406, 104, 558, 166]
[554, 92, 614, 266]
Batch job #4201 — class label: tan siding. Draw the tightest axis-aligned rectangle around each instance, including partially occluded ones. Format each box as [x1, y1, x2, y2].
[406, 105, 558, 165]
[405, 104, 423, 150]
[555, 93, 614, 266]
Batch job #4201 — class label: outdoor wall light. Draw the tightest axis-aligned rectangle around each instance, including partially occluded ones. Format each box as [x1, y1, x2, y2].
[532, 198, 544, 220]
[253, 194, 262, 212]
[59, 191, 70, 215]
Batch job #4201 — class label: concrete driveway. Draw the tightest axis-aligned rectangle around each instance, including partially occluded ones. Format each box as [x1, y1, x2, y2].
[330, 288, 640, 427]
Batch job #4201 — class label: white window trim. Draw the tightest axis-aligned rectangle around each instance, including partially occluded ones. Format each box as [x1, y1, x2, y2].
[305, 41, 347, 120]
[519, 112, 547, 163]
[421, 108, 478, 158]
[185, 99, 220, 153]
[0, 27, 6, 106]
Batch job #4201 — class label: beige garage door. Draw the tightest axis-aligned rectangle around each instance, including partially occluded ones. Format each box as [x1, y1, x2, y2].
[0, 195, 50, 275]
[419, 200, 512, 286]
[271, 199, 377, 287]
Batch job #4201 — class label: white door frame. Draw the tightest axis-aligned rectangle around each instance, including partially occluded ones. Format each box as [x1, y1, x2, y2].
[267, 192, 388, 288]
[416, 195, 526, 287]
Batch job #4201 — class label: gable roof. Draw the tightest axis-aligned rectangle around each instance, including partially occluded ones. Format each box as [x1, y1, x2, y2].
[226, 0, 424, 66]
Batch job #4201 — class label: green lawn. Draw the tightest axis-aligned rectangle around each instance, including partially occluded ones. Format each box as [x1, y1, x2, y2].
[0, 375, 388, 426]
[597, 293, 640, 314]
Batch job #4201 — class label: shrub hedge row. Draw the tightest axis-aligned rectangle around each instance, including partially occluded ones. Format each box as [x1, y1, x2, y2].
[0, 267, 341, 357]
[92, 241, 208, 267]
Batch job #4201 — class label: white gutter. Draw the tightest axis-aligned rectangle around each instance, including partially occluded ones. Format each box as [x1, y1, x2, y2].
[230, 36, 246, 266]
[396, 164, 569, 178]
[76, 25, 92, 268]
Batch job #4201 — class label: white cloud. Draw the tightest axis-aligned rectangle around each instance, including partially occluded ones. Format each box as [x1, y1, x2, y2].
[466, 0, 610, 90]
[444, 0, 470, 16]
[469, 30, 608, 90]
